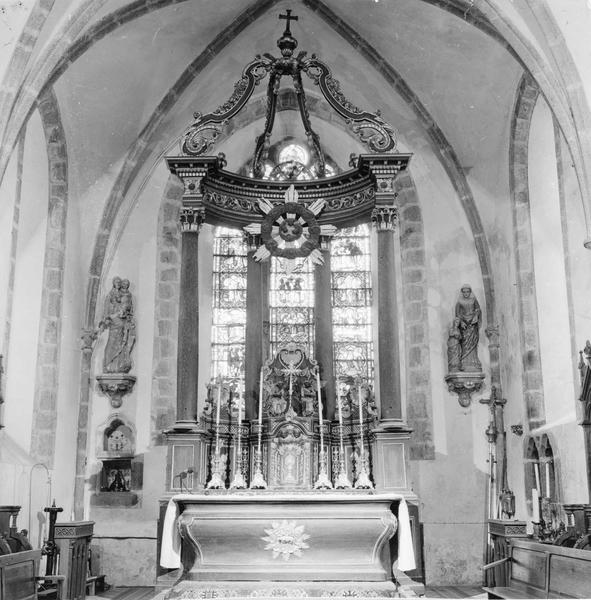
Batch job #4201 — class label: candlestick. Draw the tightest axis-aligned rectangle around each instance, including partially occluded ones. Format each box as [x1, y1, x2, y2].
[532, 488, 540, 522]
[545, 461, 551, 498]
[337, 392, 344, 455]
[354, 379, 373, 489]
[249, 447, 267, 489]
[258, 368, 263, 454]
[215, 377, 222, 454]
[534, 463, 541, 494]
[316, 371, 324, 454]
[230, 382, 246, 489]
[358, 382, 364, 456]
[334, 391, 351, 489]
[313, 371, 332, 489]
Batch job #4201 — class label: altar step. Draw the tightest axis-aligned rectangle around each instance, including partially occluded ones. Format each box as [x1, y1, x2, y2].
[148, 580, 420, 599]
[90, 583, 486, 599]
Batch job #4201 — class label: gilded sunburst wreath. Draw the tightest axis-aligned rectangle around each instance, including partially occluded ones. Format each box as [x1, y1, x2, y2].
[245, 185, 336, 273]
[262, 520, 310, 561]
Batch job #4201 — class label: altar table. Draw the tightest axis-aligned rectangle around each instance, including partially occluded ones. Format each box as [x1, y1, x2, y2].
[159, 491, 415, 597]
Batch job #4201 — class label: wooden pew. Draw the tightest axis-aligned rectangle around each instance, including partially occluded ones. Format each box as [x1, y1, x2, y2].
[0, 549, 64, 600]
[483, 538, 591, 598]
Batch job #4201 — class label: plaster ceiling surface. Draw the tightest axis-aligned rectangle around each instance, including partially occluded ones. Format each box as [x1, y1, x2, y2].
[49, 0, 525, 216]
[323, 0, 523, 172]
[54, 0, 254, 200]
[56, 0, 422, 202]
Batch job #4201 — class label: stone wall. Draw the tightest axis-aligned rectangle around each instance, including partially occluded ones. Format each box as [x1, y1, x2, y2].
[151, 177, 183, 442]
[30, 86, 68, 466]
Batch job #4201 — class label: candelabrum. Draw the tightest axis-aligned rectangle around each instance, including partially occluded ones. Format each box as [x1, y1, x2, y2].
[249, 448, 267, 489]
[206, 443, 226, 489]
[314, 448, 333, 489]
[354, 448, 373, 490]
[230, 447, 247, 490]
[334, 448, 352, 489]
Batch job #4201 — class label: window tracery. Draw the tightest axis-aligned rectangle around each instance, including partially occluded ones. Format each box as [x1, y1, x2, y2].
[331, 225, 374, 384]
[269, 257, 315, 357]
[211, 227, 247, 379]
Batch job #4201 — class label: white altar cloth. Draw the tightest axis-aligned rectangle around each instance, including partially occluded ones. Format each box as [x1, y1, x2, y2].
[160, 492, 416, 573]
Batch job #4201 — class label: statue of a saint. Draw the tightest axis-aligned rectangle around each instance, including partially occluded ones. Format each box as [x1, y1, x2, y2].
[100, 277, 136, 374]
[447, 317, 462, 372]
[454, 284, 482, 372]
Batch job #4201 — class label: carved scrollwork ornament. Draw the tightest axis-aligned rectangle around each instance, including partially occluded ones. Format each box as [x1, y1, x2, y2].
[371, 206, 398, 231]
[181, 59, 270, 156]
[302, 57, 397, 153]
[179, 207, 205, 232]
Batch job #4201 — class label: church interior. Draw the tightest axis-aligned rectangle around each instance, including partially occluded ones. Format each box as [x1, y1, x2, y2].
[1, 0, 591, 598]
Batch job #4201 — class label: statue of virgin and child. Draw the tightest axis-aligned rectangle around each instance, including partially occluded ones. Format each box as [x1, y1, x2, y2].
[447, 284, 482, 373]
[99, 277, 136, 374]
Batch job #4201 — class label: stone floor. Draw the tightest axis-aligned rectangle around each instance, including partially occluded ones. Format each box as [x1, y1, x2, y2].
[90, 584, 487, 599]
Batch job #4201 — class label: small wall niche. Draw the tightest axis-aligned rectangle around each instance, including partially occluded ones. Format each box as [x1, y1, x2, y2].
[92, 414, 142, 508]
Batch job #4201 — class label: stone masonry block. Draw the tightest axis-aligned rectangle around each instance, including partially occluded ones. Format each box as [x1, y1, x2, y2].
[408, 324, 425, 344]
[403, 268, 424, 284]
[408, 345, 422, 368]
[44, 321, 58, 344]
[160, 250, 178, 264]
[158, 283, 174, 300]
[158, 319, 174, 337]
[160, 268, 178, 282]
[405, 301, 423, 321]
[47, 292, 62, 317]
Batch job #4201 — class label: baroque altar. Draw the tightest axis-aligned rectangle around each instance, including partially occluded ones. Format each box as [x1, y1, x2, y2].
[158, 345, 416, 598]
[158, 10, 419, 599]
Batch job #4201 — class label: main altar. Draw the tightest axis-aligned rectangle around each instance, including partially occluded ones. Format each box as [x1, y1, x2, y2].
[157, 10, 419, 599]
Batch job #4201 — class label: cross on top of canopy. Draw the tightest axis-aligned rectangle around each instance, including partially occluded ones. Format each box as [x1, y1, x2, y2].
[180, 9, 398, 176]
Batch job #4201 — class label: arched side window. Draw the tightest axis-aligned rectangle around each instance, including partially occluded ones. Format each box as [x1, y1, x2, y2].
[331, 225, 374, 384]
[524, 436, 541, 516]
[539, 434, 556, 500]
[211, 227, 247, 379]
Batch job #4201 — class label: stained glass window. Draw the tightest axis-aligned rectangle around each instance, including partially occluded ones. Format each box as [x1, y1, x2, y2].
[269, 257, 315, 357]
[331, 225, 374, 383]
[211, 227, 247, 379]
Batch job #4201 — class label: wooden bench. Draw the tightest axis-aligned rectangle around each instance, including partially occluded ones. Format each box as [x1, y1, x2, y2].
[0, 549, 64, 600]
[483, 538, 591, 598]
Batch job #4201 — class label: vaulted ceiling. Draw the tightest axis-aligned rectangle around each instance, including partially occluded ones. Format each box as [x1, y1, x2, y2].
[3, 0, 526, 210]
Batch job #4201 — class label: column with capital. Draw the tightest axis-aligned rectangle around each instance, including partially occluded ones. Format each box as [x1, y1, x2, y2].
[244, 232, 269, 420]
[313, 236, 336, 419]
[370, 170, 412, 493]
[373, 202, 405, 427]
[174, 207, 205, 430]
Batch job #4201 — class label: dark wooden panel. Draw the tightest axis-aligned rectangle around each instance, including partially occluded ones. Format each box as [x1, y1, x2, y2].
[0, 550, 40, 600]
[549, 554, 591, 598]
[510, 547, 546, 589]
